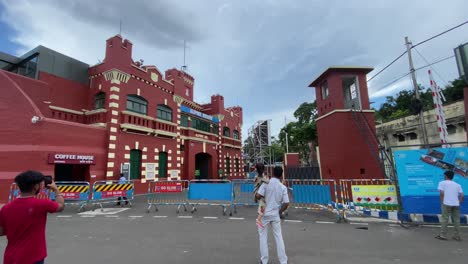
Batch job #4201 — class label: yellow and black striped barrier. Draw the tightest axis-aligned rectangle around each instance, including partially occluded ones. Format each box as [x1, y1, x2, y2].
[57, 185, 89, 193]
[91, 180, 135, 209]
[94, 183, 133, 192]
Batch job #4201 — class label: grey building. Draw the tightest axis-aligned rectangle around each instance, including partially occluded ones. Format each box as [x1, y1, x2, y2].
[376, 101, 466, 150]
[0, 46, 89, 85]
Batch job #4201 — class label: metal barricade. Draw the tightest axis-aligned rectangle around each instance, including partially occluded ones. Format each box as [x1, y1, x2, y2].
[284, 179, 338, 210]
[51, 181, 90, 212]
[231, 179, 257, 214]
[91, 180, 134, 211]
[339, 179, 398, 211]
[188, 179, 233, 216]
[146, 180, 189, 213]
[9, 183, 50, 202]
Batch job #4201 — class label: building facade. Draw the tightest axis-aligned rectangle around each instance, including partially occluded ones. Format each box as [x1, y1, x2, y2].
[376, 100, 466, 149]
[0, 35, 243, 201]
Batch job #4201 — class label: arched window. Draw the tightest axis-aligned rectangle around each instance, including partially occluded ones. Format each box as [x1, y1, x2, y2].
[233, 130, 239, 139]
[94, 92, 105, 109]
[126, 95, 147, 115]
[157, 104, 172, 122]
[223, 127, 230, 137]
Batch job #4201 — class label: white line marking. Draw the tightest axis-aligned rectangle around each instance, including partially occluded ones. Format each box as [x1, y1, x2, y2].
[178, 216, 193, 218]
[203, 216, 218, 219]
[57, 215, 72, 218]
[420, 225, 468, 228]
[129, 216, 143, 218]
[285, 220, 302, 223]
[229, 217, 245, 220]
[153, 216, 168, 218]
[351, 222, 369, 226]
[105, 215, 119, 218]
[78, 208, 129, 215]
[316, 221, 335, 224]
[389, 224, 401, 227]
[80, 215, 96, 218]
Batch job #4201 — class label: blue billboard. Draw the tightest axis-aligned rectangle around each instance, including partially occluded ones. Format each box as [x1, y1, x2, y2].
[180, 105, 219, 123]
[394, 147, 468, 214]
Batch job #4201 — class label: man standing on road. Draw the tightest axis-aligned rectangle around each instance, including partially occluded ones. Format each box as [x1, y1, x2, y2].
[256, 166, 289, 264]
[435, 170, 464, 241]
[117, 173, 129, 206]
[0, 170, 65, 264]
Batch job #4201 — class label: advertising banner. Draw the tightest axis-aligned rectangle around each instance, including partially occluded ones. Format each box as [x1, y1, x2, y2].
[351, 185, 398, 209]
[394, 147, 468, 214]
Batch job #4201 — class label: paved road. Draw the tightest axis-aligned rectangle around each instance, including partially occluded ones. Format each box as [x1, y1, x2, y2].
[0, 199, 467, 263]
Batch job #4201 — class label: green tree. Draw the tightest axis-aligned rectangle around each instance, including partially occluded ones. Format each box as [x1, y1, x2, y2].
[278, 101, 318, 165]
[375, 78, 464, 122]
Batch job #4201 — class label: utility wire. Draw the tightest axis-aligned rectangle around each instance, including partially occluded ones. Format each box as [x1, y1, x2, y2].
[373, 55, 455, 93]
[368, 20, 467, 83]
[414, 47, 449, 86]
[368, 51, 407, 82]
[412, 20, 468, 48]
[414, 55, 455, 72]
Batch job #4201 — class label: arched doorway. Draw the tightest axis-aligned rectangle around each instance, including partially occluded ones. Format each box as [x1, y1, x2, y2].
[195, 153, 212, 179]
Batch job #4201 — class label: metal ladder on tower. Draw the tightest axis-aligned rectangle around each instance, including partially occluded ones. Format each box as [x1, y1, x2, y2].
[350, 108, 397, 182]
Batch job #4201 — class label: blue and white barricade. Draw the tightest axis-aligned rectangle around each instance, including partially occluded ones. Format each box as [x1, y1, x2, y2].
[9, 183, 50, 202]
[231, 179, 257, 214]
[285, 179, 338, 210]
[91, 180, 134, 211]
[188, 179, 233, 216]
[147, 180, 189, 213]
[50, 181, 90, 211]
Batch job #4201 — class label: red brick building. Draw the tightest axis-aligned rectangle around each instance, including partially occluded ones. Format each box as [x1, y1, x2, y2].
[309, 67, 384, 180]
[0, 35, 243, 201]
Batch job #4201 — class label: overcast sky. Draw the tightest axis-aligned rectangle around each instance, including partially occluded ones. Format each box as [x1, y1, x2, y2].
[0, 0, 467, 139]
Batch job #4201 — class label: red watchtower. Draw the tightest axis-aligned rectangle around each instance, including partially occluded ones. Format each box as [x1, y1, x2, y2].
[308, 67, 385, 180]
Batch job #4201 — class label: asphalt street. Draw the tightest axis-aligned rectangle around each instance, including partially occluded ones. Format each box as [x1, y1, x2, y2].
[1, 198, 467, 264]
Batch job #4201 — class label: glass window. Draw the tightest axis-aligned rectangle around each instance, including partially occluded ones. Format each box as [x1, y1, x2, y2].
[223, 127, 230, 137]
[94, 92, 105, 109]
[235, 158, 239, 172]
[447, 125, 457, 135]
[191, 118, 211, 133]
[409, 132, 418, 140]
[226, 157, 230, 174]
[321, 81, 329, 99]
[126, 95, 147, 115]
[157, 104, 172, 122]
[180, 115, 189, 127]
[212, 124, 219, 134]
[233, 130, 239, 139]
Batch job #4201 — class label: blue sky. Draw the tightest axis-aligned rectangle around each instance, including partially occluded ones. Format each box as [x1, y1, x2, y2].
[0, 0, 467, 139]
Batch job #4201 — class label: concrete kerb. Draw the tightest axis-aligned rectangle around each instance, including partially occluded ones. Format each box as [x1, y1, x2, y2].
[332, 202, 468, 225]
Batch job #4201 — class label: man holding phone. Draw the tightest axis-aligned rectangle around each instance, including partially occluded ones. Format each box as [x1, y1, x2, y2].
[0, 170, 65, 264]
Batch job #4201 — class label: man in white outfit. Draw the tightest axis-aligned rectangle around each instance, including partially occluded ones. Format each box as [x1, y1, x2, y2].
[256, 166, 289, 264]
[435, 170, 464, 241]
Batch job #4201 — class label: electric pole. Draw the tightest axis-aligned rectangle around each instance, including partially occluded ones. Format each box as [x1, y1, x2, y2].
[405, 36, 428, 146]
[284, 116, 289, 153]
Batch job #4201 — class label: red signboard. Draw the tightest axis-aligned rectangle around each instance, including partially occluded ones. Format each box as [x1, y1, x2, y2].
[101, 190, 127, 198]
[48, 153, 96, 164]
[62, 192, 80, 200]
[154, 182, 183, 193]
